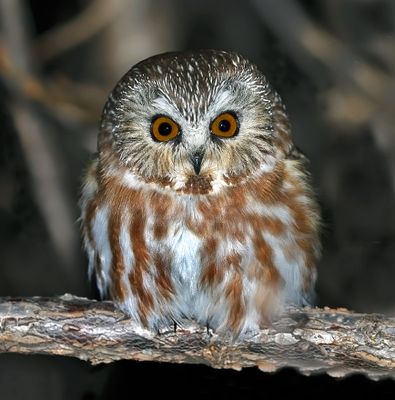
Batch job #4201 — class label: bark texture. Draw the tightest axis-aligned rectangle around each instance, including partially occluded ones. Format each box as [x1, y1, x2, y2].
[0, 295, 394, 379]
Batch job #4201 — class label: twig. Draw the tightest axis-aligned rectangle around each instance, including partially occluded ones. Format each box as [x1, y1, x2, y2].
[0, 44, 105, 124]
[250, 0, 394, 102]
[0, 0, 32, 70]
[10, 102, 78, 268]
[0, 0, 80, 269]
[250, 0, 395, 191]
[33, 0, 127, 63]
[0, 294, 394, 379]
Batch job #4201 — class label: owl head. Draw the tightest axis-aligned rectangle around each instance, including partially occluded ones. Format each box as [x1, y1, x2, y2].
[99, 50, 292, 194]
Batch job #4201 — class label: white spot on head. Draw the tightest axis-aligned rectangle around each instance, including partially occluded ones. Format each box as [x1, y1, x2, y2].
[152, 95, 181, 118]
[214, 89, 233, 110]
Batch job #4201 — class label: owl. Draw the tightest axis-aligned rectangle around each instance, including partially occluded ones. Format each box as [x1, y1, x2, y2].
[80, 50, 320, 337]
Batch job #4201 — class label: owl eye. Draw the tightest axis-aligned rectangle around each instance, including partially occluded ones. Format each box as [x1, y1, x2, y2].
[210, 112, 239, 138]
[151, 116, 180, 142]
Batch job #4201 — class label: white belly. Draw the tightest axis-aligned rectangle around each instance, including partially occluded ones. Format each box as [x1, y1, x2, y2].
[165, 222, 203, 317]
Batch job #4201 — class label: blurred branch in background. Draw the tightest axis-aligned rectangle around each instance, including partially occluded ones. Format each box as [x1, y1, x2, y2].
[34, 0, 127, 64]
[0, 0, 178, 295]
[251, 0, 395, 190]
[0, 0, 80, 272]
[33, 0, 177, 82]
[0, 0, 179, 129]
[0, 46, 105, 124]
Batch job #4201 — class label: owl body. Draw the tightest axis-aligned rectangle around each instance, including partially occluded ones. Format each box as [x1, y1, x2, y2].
[81, 50, 320, 335]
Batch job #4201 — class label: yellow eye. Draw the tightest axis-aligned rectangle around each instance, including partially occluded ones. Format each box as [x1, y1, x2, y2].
[210, 112, 239, 138]
[151, 116, 180, 142]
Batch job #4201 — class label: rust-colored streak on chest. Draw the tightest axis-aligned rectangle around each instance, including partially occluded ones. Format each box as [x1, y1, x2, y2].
[225, 275, 244, 332]
[128, 207, 155, 324]
[149, 191, 172, 241]
[148, 191, 175, 301]
[248, 214, 283, 291]
[196, 184, 247, 238]
[197, 177, 280, 285]
[198, 185, 248, 332]
[262, 217, 286, 236]
[200, 237, 222, 287]
[100, 176, 155, 324]
[102, 179, 143, 303]
[152, 252, 174, 300]
[84, 198, 98, 245]
[199, 166, 311, 327]
[108, 205, 127, 301]
[248, 166, 286, 204]
[251, 231, 281, 286]
[244, 172, 286, 285]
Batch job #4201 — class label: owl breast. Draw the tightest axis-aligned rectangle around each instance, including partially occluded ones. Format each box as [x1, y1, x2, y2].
[81, 156, 320, 335]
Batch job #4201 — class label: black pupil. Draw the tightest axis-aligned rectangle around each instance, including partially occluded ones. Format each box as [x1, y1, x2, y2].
[218, 119, 231, 132]
[158, 122, 173, 136]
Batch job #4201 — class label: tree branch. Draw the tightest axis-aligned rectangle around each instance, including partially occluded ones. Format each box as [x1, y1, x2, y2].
[0, 0, 83, 270]
[33, 0, 127, 63]
[0, 295, 394, 379]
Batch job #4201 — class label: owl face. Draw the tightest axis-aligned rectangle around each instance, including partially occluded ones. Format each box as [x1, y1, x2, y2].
[100, 50, 289, 194]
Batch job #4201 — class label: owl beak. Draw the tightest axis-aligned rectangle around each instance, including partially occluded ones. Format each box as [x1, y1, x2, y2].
[191, 151, 204, 175]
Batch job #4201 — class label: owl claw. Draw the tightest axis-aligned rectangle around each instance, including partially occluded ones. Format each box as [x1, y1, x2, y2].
[205, 324, 215, 337]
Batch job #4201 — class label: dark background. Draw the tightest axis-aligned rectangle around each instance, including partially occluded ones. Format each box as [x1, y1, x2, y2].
[1, 0, 395, 398]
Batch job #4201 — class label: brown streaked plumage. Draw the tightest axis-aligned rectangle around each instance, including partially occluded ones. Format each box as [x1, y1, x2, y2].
[80, 49, 320, 336]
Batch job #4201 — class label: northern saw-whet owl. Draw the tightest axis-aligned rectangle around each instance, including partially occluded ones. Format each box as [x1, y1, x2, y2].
[81, 50, 320, 337]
